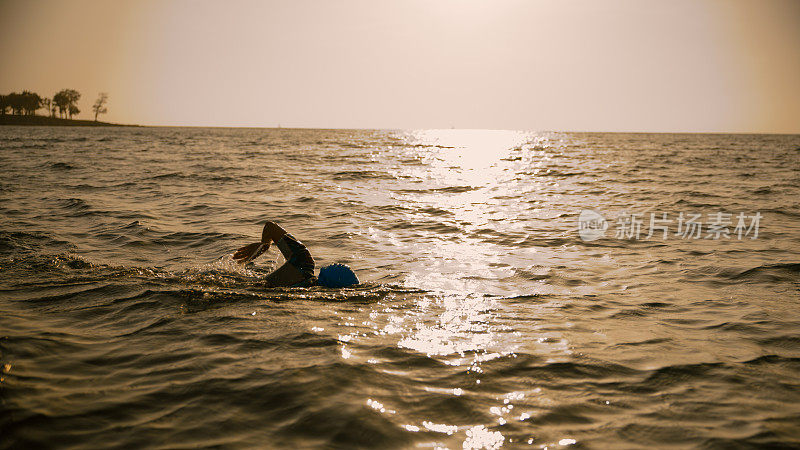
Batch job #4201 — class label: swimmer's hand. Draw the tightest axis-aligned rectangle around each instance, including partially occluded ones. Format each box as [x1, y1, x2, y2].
[233, 241, 269, 264]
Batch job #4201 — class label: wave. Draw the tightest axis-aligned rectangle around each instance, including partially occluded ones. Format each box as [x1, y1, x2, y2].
[730, 262, 800, 282]
[761, 207, 800, 218]
[47, 162, 78, 170]
[331, 170, 395, 181]
[396, 185, 477, 194]
[675, 261, 797, 285]
[147, 172, 241, 183]
[0, 230, 74, 256]
[57, 197, 91, 211]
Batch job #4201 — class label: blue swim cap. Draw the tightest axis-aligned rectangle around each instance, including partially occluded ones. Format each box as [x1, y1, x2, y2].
[317, 263, 359, 288]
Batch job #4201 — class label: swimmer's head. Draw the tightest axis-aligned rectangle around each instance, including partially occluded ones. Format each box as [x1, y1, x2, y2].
[317, 263, 359, 288]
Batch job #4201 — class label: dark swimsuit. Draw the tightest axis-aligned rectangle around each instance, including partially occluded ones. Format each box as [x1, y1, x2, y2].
[275, 234, 316, 286]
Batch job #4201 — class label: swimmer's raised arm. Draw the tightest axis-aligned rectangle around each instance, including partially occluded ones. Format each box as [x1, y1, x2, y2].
[233, 221, 289, 264]
[260, 221, 288, 244]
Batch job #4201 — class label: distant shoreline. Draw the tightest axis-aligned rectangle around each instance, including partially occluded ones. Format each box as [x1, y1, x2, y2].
[0, 115, 138, 127]
[1, 116, 796, 135]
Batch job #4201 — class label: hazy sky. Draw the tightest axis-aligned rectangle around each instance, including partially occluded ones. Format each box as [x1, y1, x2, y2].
[1, 0, 799, 132]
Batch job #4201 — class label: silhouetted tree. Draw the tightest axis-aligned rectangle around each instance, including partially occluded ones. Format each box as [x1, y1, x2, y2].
[0, 95, 7, 115]
[53, 91, 66, 118]
[20, 91, 42, 116]
[53, 89, 80, 119]
[92, 92, 108, 121]
[7, 92, 24, 115]
[4, 92, 39, 115]
[41, 97, 52, 117]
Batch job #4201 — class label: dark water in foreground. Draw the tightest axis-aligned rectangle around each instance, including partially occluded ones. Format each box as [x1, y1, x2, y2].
[1, 127, 799, 449]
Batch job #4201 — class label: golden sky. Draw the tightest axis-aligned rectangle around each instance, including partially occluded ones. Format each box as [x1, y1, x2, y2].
[1, 0, 798, 133]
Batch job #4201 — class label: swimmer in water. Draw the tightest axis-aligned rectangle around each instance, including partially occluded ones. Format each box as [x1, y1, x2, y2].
[233, 221, 358, 288]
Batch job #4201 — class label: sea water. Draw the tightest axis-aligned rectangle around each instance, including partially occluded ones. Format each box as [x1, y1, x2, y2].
[1, 127, 799, 448]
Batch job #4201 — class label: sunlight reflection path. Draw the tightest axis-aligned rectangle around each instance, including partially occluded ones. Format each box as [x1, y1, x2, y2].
[325, 291, 578, 448]
[331, 130, 583, 447]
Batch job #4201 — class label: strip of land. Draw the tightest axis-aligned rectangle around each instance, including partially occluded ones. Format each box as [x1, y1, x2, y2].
[0, 115, 137, 127]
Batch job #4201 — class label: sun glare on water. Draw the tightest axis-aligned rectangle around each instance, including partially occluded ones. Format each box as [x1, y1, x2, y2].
[384, 129, 553, 296]
[406, 128, 531, 174]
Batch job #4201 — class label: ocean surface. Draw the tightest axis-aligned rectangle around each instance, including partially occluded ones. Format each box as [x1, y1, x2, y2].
[1, 126, 799, 449]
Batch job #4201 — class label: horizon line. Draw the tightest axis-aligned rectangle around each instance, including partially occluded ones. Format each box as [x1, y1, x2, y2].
[3, 114, 799, 136]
